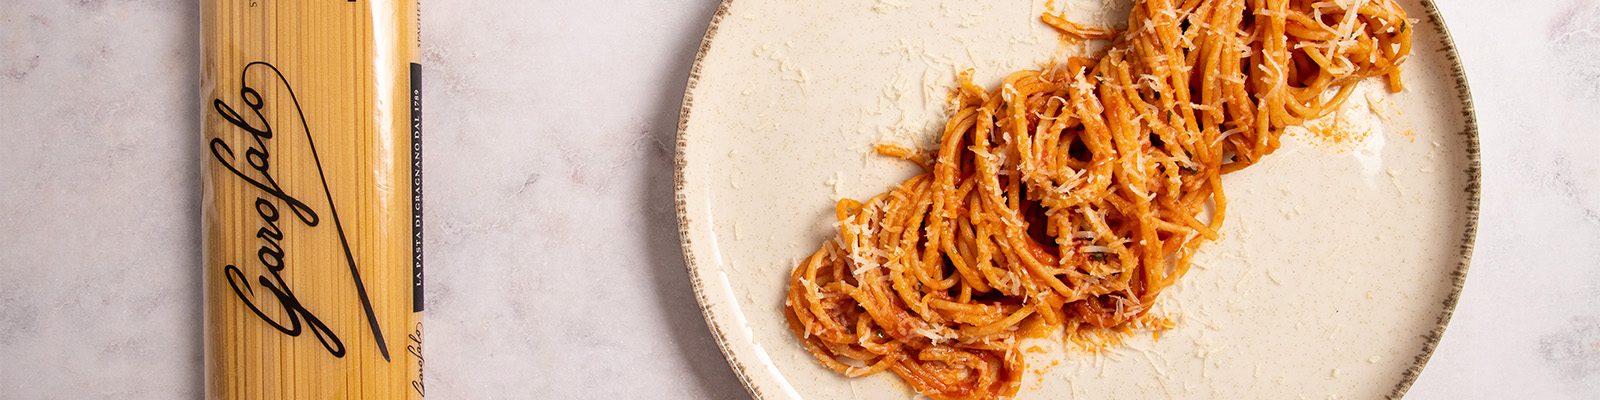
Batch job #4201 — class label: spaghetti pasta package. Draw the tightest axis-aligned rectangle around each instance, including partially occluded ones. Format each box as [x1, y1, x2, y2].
[201, 1, 423, 398]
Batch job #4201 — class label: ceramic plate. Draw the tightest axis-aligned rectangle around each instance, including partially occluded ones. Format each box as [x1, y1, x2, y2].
[675, 1, 1479, 398]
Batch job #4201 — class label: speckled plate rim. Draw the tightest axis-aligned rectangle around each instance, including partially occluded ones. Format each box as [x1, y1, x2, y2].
[672, 2, 1482, 399]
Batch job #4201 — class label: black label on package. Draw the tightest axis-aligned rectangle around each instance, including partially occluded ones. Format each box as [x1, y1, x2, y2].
[410, 62, 424, 313]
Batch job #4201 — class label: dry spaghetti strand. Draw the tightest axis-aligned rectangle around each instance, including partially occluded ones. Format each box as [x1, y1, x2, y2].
[783, 1, 1413, 399]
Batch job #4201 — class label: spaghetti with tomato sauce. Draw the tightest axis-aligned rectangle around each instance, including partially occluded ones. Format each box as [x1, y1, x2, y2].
[782, 0, 1415, 398]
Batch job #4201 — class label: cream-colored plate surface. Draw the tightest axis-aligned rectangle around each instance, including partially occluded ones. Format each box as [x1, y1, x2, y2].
[675, 1, 1479, 398]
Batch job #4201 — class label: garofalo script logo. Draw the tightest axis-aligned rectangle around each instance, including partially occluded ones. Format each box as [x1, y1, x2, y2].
[211, 61, 391, 362]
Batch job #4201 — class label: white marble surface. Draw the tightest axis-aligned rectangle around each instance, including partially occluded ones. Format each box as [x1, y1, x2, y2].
[0, 0, 1596, 399]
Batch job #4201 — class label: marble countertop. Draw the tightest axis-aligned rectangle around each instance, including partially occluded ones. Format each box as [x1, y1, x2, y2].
[2, 0, 1597, 399]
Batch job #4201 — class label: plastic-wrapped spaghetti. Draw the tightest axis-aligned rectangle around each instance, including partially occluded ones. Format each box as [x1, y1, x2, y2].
[201, 1, 423, 398]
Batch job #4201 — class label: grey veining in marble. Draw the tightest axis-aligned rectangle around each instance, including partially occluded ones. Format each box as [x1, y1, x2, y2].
[1409, 1, 1600, 398]
[415, 0, 741, 398]
[2, 0, 203, 398]
[1, 0, 1597, 399]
